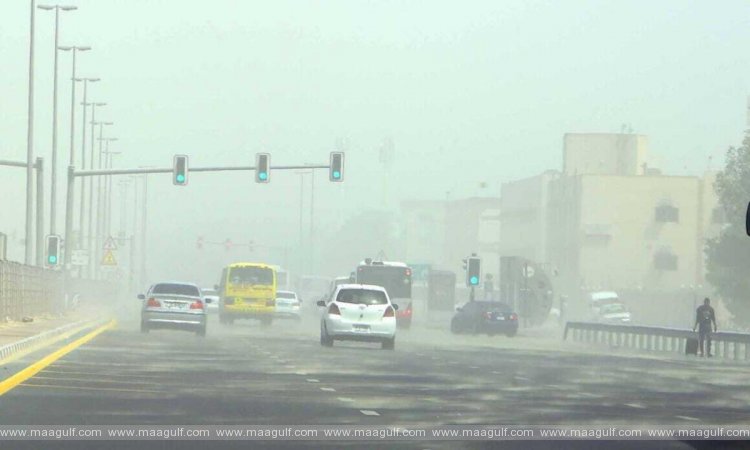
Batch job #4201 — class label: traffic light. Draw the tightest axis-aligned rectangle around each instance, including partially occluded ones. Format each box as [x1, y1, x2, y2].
[329, 152, 344, 182]
[466, 256, 481, 287]
[255, 153, 270, 183]
[46, 235, 61, 267]
[173, 154, 189, 186]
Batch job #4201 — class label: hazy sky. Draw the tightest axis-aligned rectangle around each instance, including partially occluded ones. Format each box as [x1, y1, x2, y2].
[1, 0, 749, 278]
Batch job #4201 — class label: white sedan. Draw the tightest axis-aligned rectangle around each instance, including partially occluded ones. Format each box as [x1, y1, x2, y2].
[275, 290, 302, 320]
[317, 284, 397, 350]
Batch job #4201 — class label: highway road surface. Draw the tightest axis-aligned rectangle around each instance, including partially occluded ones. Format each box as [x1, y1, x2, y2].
[0, 308, 747, 450]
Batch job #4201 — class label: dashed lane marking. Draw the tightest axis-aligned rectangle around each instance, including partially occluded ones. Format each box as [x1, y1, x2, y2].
[360, 410, 380, 416]
[320, 387, 336, 392]
[675, 415, 700, 421]
[306, 378, 320, 383]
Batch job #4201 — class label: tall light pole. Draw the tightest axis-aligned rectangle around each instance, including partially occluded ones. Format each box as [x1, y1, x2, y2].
[76, 78, 99, 259]
[59, 45, 90, 258]
[85, 104, 105, 277]
[294, 171, 311, 274]
[92, 121, 113, 278]
[25, 0, 37, 265]
[100, 139, 120, 239]
[38, 3, 77, 235]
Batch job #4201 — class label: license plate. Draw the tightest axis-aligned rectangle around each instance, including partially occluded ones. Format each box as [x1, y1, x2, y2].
[353, 324, 370, 332]
[495, 316, 505, 321]
[164, 302, 184, 309]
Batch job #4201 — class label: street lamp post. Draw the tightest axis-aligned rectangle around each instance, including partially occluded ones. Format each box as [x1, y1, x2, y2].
[25, 0, 36, 265]
[76, 79, 100, 263]
[100, 139, 120, 239]
[59, 45, 90, 258]
[38, 3, 77, 235]
[91, 122, 113, 277]
[85, 106, 105, 276]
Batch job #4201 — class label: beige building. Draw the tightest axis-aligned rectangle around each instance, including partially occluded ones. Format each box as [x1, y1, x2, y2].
[499, 133, 723, 321]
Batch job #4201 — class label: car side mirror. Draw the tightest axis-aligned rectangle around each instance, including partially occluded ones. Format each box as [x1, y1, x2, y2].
[137, 294, 145, 300]
[316, 300, 326, 307]
[205, 298, 212, 304]
[392, 304, 399, 311]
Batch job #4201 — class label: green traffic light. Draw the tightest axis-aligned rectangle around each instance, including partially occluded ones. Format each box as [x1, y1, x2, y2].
[333, 170, 341, 179]
[259, 172, 268, 180]
[48, 255, 57, 264]
[176, 174, 186, 183]
[470, 276, 478, 285]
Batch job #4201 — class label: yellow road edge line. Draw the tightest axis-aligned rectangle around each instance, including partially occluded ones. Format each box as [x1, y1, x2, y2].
[0, 320, 102, 367]
[0, 319, 117, 397]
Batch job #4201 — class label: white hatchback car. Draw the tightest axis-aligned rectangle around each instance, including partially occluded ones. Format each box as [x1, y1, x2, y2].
[317, 284, 398, 350]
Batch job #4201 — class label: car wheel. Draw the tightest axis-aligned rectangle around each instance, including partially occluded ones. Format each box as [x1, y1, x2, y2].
[381, 337, 395, 350]
[320, 325, 334, 347]
[450, 318, 461, 334]
[140, 320, 149, 334]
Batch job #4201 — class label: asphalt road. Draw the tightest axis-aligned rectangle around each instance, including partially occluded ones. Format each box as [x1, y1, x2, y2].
[1, 307, 748, 449]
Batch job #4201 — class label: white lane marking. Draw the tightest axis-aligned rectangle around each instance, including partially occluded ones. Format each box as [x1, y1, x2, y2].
[360, 410, 380, 416]
[469, 366, 480, 369]
[306, 378, 319, 383]
[675, 415, 700, 421]
[295, 371, 308, 376]
[514, 376, 531, 381]
[320, 387, 336, 392]
[337, 397, 355, 403]
[284, 365, 296, 369]
[625, 403, 647, 409]
[491, 371, 501, 375]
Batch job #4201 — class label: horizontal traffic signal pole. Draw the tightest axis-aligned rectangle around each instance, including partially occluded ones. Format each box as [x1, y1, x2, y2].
[74, 164, 330, 177]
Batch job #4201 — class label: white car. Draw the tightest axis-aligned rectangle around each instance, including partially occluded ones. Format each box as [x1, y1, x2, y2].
[317, 284, 397, 350]
[275, 290, 302, 320]
[201, 288, 220, 314]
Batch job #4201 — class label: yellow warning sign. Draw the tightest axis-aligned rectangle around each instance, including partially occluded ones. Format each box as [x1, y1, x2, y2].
[101, 250, 118, 266]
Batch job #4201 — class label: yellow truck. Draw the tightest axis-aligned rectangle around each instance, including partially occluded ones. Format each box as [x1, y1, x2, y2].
[217, 262, 277, 325]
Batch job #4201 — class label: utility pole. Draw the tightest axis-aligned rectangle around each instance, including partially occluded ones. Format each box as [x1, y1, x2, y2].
[309, 168, 315, 274]
[38, 3, 78, 235]
[25, 0, 36, 265]
[76, 78, 98, 262]
[35, 158, 44, 266]
[140, 173, 148, 289]
[86, 103, 105, 277]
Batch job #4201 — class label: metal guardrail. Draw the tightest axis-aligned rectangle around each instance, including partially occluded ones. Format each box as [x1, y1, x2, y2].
[0, 260, 63, 320]
[564, 321, 750, 361]
[0, 318, 102, 361]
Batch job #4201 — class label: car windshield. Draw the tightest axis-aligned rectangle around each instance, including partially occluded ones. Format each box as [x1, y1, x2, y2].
[276, 292, 296, 299]
[336, 289, 388, 305]
[229, 267, 273, 285]
[151, 283, 200, 297]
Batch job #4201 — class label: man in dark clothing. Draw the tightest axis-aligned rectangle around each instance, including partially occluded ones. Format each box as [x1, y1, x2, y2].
[693, 298, 717, 357]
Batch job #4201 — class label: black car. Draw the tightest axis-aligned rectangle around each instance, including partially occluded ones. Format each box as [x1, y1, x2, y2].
[450, 301, 518, 337]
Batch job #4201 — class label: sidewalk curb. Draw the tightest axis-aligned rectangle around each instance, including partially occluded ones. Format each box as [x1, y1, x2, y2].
[0, 318, 109, 362]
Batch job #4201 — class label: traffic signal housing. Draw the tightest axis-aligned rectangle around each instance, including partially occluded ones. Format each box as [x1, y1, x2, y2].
[173, 155, 189, 186]
[466, 256, 481, 287]
[46, 235, 61, 267]
[329, 152, 344, 182]
[256, 153, 270, 183]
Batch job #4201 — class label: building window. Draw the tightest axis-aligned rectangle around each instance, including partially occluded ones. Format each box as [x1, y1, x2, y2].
[655, 205, 679, 223]
[654, 251, 678, 271]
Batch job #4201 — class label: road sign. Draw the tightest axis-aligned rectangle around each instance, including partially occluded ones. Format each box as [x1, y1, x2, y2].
[71, 250, 89, 266]
[101, 249, 118, 266]
[103, 236, 118, 250]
